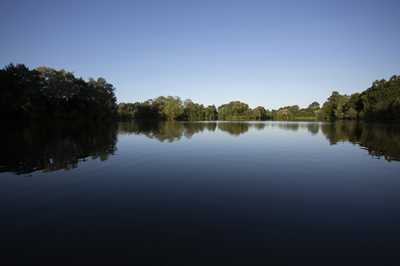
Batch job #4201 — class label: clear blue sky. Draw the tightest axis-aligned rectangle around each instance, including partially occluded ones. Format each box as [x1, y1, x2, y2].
[1, 0, 399, 110]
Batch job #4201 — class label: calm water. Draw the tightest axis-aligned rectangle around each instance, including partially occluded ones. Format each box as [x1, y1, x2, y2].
[1, 121, 399, 265]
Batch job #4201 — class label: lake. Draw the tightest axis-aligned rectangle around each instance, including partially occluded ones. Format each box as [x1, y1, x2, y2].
[1, 121, 399, 265]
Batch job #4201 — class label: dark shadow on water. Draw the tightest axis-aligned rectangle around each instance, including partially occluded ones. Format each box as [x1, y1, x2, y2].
[321, 121, 400, 161]
[0, 121, 118, 175]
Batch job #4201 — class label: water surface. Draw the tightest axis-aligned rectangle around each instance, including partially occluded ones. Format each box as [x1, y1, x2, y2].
[1, 121, 399, 265]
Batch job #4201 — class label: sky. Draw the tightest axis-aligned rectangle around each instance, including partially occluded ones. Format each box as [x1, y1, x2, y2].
[1, 0, 399, 110]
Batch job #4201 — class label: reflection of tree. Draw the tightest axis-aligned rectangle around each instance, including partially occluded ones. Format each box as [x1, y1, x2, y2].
[253, 123, 266, 131]
[218, 123, 251, 136]
[118, 121, 183, 142]
[118, 122, 218, 142]
[307, 123, 320, 135]
[321, 121, 400, 162]
[321, 121, 360, 145]
[144, 122, 184, 142]
[118, 121, 400, 162]
[120, 121, 247, 140]
[204, 122, 217, 132]
[183, 122, 205, 139]
[0, 122, 118, 175]
[270, 123, 300, 132]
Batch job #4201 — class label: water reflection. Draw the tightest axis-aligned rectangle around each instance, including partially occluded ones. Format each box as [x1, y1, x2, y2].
[1, 121, 399, 176]
[321, 121, 400, 161]
[218, 122, 252, 135]
[271, 122, 300, 132]
[119, 121, 400, 162]
[118, 121, 217, 142]
[308, 123, 320, 135]
[119, 121, 267, 138]
[0, 122, 118, 175]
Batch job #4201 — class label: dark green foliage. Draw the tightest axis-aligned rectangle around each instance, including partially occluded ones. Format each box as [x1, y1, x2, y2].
[308, 102, 320, 110]
[205, 105, 217, 120]
[393, 98, 400, 121]
[316, 75, 400, 121]
[122, 75, 398, 122]
[118, 102, 139, 120]
[126, 96, 185, 120]
[251, 106, 268, 120]
[123, 98, 268, 121]
[0, 63, 45, 121]
[286, 105, 300, 115]
[360, 75, 400, 120]
[270, 103, 319, 120]
[217, 101, 249, 120]
[293, 102, 320, 119]
[0, 63, 117, 121]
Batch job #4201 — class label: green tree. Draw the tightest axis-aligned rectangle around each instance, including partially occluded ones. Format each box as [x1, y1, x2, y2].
[253, 106, 267, 119]
[205, 105, 217, 120]
[344, 93, 361, 119]
[36, 66, 80, 116]
[183, 99, 197, 120]
[164, 96, 183, 120]
[86, 77, 117, 119]
[393, 98, 400, 121]
[217, 101, 249, 120]
[0, 63, 45, 121]
[286, 105, 299, 115]
[195, 104, 205, 120]
[276, 108, 291, 120]
[359, 75, 400, 120]
[308, 101, 320, 110]
[334, 96, 350, 119]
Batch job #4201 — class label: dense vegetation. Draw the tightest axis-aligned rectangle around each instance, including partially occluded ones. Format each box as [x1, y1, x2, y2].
[315, 75, 400, 121]
[1, 63, 398, 121]
[0, 63, 117, 121]
[119, 75, 399, 121]
[118, 96, 218, 121]
[119, 97, 324, 121]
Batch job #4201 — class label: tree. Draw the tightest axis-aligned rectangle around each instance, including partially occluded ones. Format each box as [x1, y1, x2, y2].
[205, 105, 216, 120]
[36, 66, 80, 115]
[327, 91, 342, 104]
[344, 93, 361, 119]
[358, 75, 400, 120]
[86, 77, 117, 119]
[195, 104, 205, 119]
[0, 63, 45, 121]
[334, 96, 350, 119]
[308, 101, 320, 110]
[253, 106, 267, 119]
[276, 108, 291, 119]
[286, 105, 299, 114]
[217, 101, 249, 120]
[0, 63, 117, 121]
[164, 96, 183, 120]
[393, 98, 400, 121]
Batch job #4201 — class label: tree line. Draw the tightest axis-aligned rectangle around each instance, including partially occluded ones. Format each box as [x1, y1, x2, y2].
[315, 75, 400, 121]
[0, 63, 117, 121]
[2, 63, 398, 121]
[119, 97, 323, 121]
